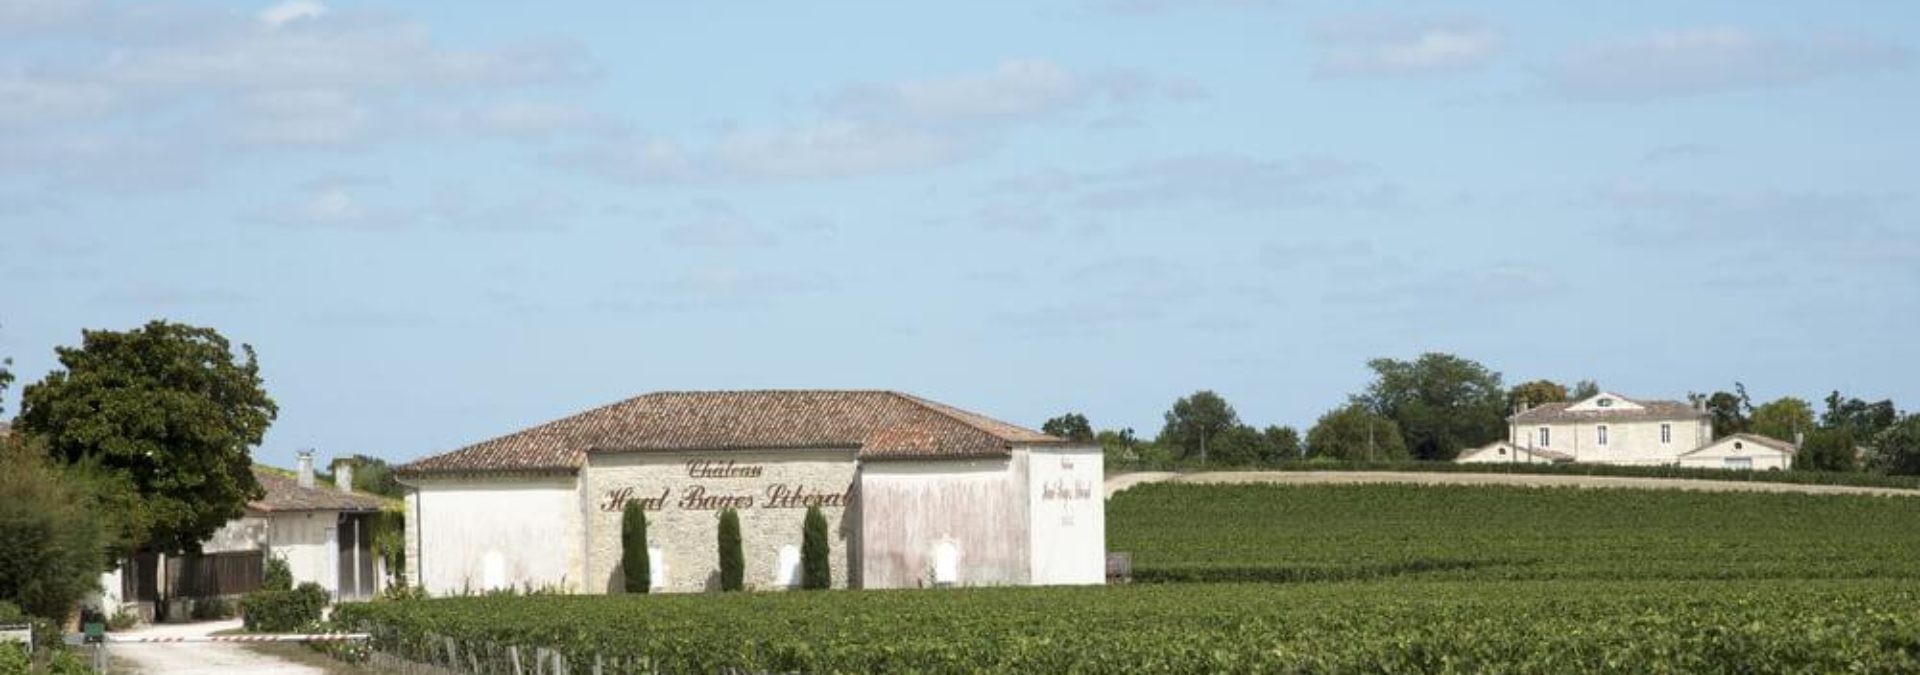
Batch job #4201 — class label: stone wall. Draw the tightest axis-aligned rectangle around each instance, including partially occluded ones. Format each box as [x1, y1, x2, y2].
[583, 449, 859, 593]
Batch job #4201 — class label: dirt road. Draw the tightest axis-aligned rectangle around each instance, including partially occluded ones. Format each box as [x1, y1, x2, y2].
[107, 619, 322, 675]
[1106, 470, 1920, 498]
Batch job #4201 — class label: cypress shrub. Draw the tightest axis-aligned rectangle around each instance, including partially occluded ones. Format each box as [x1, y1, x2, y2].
[717, 508, 744, 591]
[800, 505, 831, 589]
[621, 502, 649, 593]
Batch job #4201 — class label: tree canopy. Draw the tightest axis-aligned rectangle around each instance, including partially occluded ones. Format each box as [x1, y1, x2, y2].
[1695, 385, 1752, 439]
[1352, 353, 1506, 461]
[1749, 397, 1814, 444]
[17, 320, 276, 554]
[0, 436, 113, 621]
[1157, 391, 1240, 461]
[1507, 380, 1568, 410]
[1041, 413, 1095, 443]
[1821, 392, 1899, 440]
[1798, 427, 1857, 472]
[1306, 405, 1409, 461]
[1866, 415, 1920, 476]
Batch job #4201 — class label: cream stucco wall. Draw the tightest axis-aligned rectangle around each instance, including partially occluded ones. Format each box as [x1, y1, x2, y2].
[408, 475, 583, 595]
[583, 449, 859, 593]
[1457, 442, 1563, 464]
[860, 455, 1030, 589]
[1677, 437, 1794, 470]
[1024, 445, 1105, 585]
[1511, 418, 1711, 465]
[198, 511, 340, 593]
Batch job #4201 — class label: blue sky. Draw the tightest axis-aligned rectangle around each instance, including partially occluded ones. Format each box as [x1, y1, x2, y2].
[3, 0, 1917, 468]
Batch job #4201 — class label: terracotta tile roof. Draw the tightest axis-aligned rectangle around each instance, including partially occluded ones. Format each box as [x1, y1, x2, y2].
[1510, 397, 1707, 424]
[249, 467, 388, 513]
[397, 390, 1066, 476]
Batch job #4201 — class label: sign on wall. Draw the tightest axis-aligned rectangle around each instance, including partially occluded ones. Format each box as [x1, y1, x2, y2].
[598, 460, 856, 512]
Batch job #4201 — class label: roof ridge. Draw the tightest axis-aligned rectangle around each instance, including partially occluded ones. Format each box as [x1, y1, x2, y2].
[885, 391, 1057, 444]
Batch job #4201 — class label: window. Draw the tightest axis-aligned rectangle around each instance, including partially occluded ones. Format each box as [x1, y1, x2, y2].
[1538, 427, 1551, 447]
[1661, 424, 1672, 444]
[1597, 425, 1609, 446]
[1597, 398, 1613, 408]
[1724, 457, 1752, 470]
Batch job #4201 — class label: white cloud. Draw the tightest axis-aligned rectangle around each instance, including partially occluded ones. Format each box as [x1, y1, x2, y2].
[1550, 27, 1910, 101]
[423, 101, 623, 142]
[1313, 15, 1503, 77]
[258, 0, 325, 30]
[826, 59, 1202, 127]
[0, 1, 599, 191]
[557, 59, 1193, 184]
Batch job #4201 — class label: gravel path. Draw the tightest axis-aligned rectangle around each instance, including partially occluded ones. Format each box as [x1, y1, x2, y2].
[108, 619, 323, 675]
[1106, 470, 1920, 498]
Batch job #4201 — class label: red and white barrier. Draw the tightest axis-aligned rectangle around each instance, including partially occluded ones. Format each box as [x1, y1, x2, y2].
[107, 633, 370, 643]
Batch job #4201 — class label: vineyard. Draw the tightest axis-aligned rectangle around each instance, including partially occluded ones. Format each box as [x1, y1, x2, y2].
[1109, 483, 1920, 582]
[334, 580, 1920, 673]
[332, 484, 1920, 672]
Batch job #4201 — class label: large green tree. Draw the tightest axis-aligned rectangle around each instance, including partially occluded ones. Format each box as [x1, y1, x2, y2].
[1262, 425, 1302, 462]
[1866, 415, 1920, 476]
[1156, 391, 1240, 461]
[1041, 413, 1095, 443]
[1749, 397, 1815, 444]
[1352, 353, 1506, 461]
[1205, 425, 1267, 465]
[1798, 427, 1857, 472]
[1697, 384, 1752, 439]
[1305, 405, 1409, 461]
[1821, 392, 1899, 440]
[17, 321, 276, 554]
[1506, 380, 1568, 410]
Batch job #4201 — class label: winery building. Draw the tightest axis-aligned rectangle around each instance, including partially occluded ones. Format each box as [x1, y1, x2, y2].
[394, 390, 1105, 594]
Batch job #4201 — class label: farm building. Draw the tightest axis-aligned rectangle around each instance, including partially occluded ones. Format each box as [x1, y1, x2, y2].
[394, 390, 1105, 594]
[98, 453, 390, 621]
[1459, 392, 1798, 469]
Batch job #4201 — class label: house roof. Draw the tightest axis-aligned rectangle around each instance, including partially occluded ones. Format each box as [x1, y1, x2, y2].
[1681, 433, 1799, 457]
[1510, 395, 1707, 424]
[397, 390, 1065, 476]
[249, 467, 388, 513]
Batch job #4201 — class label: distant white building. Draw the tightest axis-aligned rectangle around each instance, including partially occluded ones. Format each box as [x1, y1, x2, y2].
[100, 452, 389, 622]
[1457, 392, 1796, 470]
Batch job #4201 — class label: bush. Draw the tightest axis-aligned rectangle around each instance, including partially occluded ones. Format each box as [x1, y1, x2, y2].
[262, 556, 293, 591]
[800, 506, 830, 590]
[241, 582, 328, 632]
[621, 502, 649, 594]
[717, 508, 743, 592]
[0, 643, 27, 675]
[190, 597, 235, 621]
[107, 608, 138, 631]
[0, 441, 111, 623]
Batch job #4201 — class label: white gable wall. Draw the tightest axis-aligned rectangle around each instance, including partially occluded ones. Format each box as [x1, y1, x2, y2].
[1024, 445, 1105, 585]
[1678, 437, 1794, 470]
[407, 475, 583, 595]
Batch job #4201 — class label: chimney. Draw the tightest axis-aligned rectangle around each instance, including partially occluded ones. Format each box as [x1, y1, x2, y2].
[296, 450, 315, 489]
[334, 459, 354, 493]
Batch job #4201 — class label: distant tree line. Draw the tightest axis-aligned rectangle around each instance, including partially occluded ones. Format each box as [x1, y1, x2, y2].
[1045, 352, 1920, 476]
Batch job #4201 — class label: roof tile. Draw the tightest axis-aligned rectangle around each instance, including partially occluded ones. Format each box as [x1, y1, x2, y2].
[398, 390, 1065, 475]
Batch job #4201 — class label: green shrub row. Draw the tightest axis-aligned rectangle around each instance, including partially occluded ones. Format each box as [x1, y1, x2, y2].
[332, 580, 1920, 673]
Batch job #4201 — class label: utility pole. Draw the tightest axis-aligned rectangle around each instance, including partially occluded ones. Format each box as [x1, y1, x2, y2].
[1367, 420, 1375, 462]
